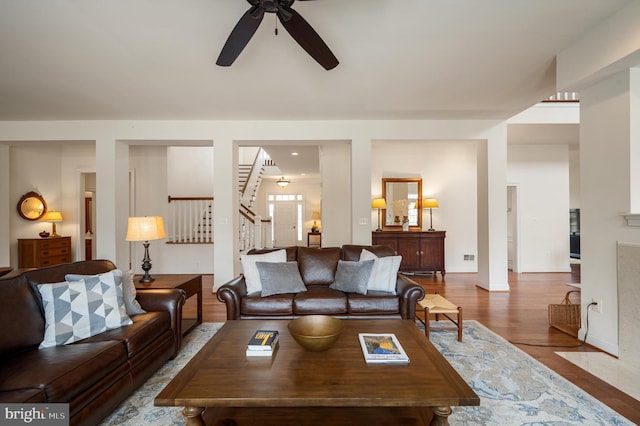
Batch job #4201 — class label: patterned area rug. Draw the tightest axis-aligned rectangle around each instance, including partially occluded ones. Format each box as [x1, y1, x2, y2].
[100, 321, 633, 425]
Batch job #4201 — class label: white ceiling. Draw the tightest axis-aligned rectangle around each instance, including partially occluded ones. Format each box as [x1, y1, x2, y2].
[0, 0, 631, 121]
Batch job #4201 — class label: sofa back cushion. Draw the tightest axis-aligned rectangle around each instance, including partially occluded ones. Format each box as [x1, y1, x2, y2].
[342, 245, 396, 261]
[247, 247, 298, 262]
[0, 275, 45, 359]
[23, 259, 117, 284]
[297, 247, 341, 287]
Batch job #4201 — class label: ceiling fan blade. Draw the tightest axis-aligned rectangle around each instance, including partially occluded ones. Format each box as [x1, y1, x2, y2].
[277, 6, 338, 70]
[216, 6, 265, 67]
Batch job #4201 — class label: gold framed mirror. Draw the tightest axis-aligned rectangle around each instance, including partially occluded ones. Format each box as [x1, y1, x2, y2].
[17, 191, 47, 221]
[382, 178, 422, 230]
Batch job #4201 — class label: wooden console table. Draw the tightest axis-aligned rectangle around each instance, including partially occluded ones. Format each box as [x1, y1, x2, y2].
[135, 274, 202, 336]
[372, 231, 446, 276]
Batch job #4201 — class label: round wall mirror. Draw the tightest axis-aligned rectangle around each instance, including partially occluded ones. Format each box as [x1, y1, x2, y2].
[17, 192, 47, 221]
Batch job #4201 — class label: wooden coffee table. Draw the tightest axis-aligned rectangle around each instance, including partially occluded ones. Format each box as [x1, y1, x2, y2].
[155, 319, 479, 426]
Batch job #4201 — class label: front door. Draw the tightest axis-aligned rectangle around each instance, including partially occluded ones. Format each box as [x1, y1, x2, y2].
[273, 202, 298, 247]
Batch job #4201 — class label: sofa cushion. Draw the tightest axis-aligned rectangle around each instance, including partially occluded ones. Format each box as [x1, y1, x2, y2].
[0, 276, 45, 359]
[360, 249, 402, 294]
[347, 291, 401, 316]
[241, 249, 287, 294]
[242, 293, 294, 316]
[297, 247, 341, 287]
[256, 261, 307, 297]
[65, 269, 146, 316]
[342, 245, 396, 261]
[79, 311, 170, 359]
[37, 273, 132, 348]
[0, 340, 127, 403]
[330, 259, 375, 295]
[293, 287, 348, 315]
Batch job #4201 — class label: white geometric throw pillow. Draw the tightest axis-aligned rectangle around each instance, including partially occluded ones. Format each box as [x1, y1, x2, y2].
[359, 249, 402, 294]
[65, 269, 146, 316]
[37, 272, 132, 348]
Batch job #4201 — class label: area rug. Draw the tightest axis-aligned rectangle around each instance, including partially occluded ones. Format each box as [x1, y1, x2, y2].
[100, 321, 634, 425]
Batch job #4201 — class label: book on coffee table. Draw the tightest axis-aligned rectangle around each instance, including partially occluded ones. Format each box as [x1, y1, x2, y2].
[246, 346, 277, 357]
[247, 330, 279, 351]
[358, 333, 410, 364]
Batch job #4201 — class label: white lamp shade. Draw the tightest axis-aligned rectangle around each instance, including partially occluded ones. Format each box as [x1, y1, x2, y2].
[126, 216, 166, 241]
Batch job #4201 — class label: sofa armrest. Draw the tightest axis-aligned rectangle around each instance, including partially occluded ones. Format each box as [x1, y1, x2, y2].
[395, 274, 425, 320]
[136, 288, 186, 355]
[216, 275, 247, 320]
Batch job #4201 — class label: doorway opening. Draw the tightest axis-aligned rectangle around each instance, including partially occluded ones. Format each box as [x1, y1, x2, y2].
[507, 184, 520, 273]
[268, 193, 303, 247]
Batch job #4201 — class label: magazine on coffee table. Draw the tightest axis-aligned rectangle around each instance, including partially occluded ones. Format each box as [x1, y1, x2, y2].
[358, 333, 410, 364]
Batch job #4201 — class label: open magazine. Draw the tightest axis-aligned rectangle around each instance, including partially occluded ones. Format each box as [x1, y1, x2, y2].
[358, 333, 410, 364]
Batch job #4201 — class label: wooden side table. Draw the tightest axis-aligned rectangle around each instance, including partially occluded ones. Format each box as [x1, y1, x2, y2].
[307, 232, 321, 248]
[135, 274, 202, 336]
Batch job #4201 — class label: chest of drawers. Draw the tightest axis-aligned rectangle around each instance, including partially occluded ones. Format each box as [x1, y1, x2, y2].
[18, 237, 72, 268]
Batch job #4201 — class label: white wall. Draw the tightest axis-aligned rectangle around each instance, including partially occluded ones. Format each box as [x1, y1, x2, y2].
[319, 143, 352, 247]
[372, 140, 479, 272]
[507, 144, 571, 272]
[167, 146, 213, 197]
[10, 145, 64, 264]
[569, 147, 581, 209]
[579, 69, 640, 355]
[5, 136, 571, 275]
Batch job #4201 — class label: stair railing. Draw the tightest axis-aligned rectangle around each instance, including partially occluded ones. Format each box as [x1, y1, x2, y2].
[167, 196, 213, 243]
[167, 196, 273, 249]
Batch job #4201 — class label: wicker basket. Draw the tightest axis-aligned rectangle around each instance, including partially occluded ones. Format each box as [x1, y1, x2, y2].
[548, 290, 581, 337]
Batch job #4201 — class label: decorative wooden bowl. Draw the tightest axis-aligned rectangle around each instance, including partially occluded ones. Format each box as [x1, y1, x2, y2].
[288, 315, 344, 352]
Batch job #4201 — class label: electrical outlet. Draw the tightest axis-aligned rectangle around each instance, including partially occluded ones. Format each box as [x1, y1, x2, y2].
[590, 298, 603, 314]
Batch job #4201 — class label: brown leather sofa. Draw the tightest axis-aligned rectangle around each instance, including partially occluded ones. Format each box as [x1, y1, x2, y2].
[0, 260, 185, 426]
[217, 245, 425, 320]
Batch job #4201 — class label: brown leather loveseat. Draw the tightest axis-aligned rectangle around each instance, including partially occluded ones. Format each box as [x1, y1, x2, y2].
[0, 260, 185, 426]
[217, 245, 425, 320]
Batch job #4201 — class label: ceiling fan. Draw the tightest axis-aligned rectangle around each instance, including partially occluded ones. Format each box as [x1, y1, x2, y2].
[216, 0, 339, 70]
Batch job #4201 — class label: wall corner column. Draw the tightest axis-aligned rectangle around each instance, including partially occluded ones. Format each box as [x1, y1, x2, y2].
[477, 125, 510, 291]
[213, 137, 239, 289]
[0, 145, 9, 265]
[95, 138, 129, 268]
[351, 137, 373, 244]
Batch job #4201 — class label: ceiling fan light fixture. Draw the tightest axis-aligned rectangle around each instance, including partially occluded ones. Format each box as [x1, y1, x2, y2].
[277, 177, 290, 187]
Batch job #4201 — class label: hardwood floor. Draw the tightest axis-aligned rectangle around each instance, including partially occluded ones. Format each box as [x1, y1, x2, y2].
[189, 272, 640, 423]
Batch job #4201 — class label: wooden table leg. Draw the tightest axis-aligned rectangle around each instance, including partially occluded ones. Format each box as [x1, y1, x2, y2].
[430, 406, 453, 426]
[183, 406, 206, 426]
[457, 307, 463, 342]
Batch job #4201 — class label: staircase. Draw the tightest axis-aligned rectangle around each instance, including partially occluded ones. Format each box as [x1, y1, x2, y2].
[166, 148, 274, 248]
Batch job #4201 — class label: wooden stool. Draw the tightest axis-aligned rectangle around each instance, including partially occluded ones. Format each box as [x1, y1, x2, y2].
[416, 293, 463, 342]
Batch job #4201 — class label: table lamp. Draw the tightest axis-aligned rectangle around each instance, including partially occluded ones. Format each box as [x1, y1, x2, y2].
[372, 198, 387, 231]
[311, 211, 321, 233]
[43, 210, 63, 237]
[126, 216, 166, 283]
[423, 198, 439, 231]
